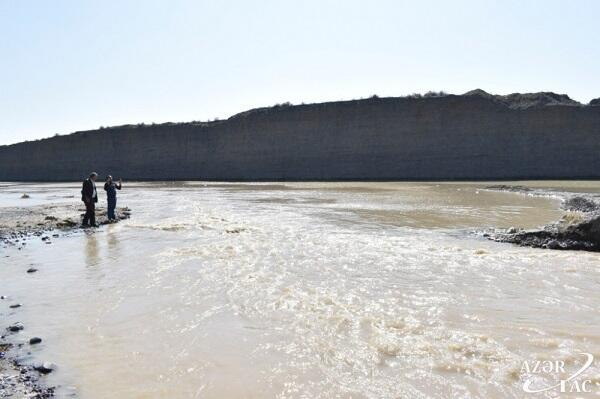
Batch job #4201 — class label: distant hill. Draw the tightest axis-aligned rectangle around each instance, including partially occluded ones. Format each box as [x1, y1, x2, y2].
[1, 90, 599, 181]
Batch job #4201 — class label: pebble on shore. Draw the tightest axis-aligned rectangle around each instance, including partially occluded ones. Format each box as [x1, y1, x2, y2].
[0, 341, 56, 397]
[6, 323, 24, 333]
[33, 362, 56, 375]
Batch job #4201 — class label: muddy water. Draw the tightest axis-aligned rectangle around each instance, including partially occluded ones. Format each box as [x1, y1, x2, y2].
[1, 182, 600, 398]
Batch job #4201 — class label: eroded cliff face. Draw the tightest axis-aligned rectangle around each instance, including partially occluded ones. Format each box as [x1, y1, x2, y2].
[1, 93, 599, 181]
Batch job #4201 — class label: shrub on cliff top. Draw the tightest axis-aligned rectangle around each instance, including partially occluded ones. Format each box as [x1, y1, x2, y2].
[273, 102, 292, 108]
[423, 91, 448, 98]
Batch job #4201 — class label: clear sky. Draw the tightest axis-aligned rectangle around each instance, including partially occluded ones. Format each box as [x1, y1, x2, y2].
[0, 0, 598, 145]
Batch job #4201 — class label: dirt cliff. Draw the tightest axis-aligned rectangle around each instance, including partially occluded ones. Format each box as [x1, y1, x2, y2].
[1, 91, 599, 181]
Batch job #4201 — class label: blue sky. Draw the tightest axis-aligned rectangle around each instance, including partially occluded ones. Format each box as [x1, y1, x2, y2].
[0, 0, 598, 145]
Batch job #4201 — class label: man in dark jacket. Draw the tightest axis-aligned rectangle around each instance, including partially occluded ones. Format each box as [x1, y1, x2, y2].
[81, 172, 98, 227]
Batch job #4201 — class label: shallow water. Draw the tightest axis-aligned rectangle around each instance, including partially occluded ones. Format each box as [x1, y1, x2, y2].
[1, 181, 600, 398]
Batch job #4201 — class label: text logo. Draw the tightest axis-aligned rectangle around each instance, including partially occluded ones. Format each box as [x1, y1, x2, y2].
[522, 353, 595, 394]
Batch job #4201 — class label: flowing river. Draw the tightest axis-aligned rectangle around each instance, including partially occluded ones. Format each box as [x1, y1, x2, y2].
[1, 181, 600, 398]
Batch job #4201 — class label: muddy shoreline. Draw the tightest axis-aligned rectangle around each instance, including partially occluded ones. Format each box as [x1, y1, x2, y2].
[484, 185, 600, 251]
[1, 203, 131, 397]
[1, 203, 131, 249]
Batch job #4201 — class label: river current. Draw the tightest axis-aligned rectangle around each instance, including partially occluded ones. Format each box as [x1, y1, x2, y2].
[1, 181, 600, 398]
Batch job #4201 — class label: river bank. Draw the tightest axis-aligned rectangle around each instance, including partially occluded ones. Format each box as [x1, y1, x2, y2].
[1, 203, 130, 398]
[0, 203, 131, 249]
[485, 185, 600, 251]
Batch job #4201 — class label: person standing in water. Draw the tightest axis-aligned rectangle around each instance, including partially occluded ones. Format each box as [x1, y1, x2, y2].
[81, 172, 99, 227]
[104, 175, 122, 221]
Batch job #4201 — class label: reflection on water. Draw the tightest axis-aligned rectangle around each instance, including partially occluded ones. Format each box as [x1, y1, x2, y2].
[1, 181, 600, 399]
[106, 226, 120, 255]
[84, 233, 99, 267]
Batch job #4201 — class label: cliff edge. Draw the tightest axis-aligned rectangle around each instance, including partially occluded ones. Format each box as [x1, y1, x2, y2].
[1, 90, 599, 181]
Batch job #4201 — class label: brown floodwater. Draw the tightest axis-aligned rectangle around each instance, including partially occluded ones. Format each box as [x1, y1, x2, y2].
[1, 181, 599, 398]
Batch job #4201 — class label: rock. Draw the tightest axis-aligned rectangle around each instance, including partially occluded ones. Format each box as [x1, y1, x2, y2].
[564, 196, 599, 213]
[29, 337, 42, 345]
[491, 215, 600, 251]
[21, 194, 30, 199]
[26, 268, 38, 273]
[44, 216, 57, 221]
[487, 191, 600, 252]
[9, 304, 21, 309]
[7, 323, 24, 332]
[41, 236, 49, 241]
[57, 219, 77, 228]
[34, 362, 56, 374]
